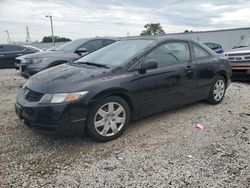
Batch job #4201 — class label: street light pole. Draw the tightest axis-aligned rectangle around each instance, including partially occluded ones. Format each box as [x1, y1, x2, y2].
[46, 15, 55, 46]
[5, 30, 11, 43]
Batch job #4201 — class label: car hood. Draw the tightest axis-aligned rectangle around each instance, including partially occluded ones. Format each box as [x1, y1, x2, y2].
[25, 63, 112, 93]
[20, 50, 72, 59]
[225, 46, 250, 54]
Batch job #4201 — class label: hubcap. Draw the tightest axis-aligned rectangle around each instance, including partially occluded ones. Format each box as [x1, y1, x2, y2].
[213, 79, 225, 101]
[94, 102, 126, 137]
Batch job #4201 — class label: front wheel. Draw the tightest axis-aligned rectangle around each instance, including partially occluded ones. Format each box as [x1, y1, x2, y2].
[206, 75, 226, 105]
[87, 96, 130, 142]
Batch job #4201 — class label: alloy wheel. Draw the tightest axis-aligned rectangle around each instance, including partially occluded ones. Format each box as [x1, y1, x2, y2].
[94, 102, 126, 137]
[213, 79, 225, 101]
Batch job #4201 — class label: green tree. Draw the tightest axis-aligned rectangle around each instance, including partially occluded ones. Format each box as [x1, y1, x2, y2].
[140, 23, 165, 36]
[42, 36, 71, 43]
[184, 30, 193, 33]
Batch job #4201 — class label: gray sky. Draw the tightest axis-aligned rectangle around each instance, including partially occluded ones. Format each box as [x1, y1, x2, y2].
[0, 0, 250, 43]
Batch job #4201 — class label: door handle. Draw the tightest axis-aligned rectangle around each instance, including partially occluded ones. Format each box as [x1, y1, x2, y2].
[0, 55, 4, 57]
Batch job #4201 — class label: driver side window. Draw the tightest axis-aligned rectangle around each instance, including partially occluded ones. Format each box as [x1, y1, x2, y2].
[144, 42, 190, 67]
[79, 40, 102, 53]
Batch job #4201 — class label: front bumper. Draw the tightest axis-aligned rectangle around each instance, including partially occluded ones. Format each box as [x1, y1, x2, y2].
[20, 65, 42, 79]
[231, 63, 250, 71]
[15, 95, 88, 136]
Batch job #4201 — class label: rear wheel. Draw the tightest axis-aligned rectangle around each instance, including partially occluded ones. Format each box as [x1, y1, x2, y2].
[87, 96, 130, 142]
[206, 75, 226, 105]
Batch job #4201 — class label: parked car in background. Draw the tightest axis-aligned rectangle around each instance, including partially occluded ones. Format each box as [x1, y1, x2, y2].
[18, 38, 117, 78]
[203, 42, 224, 54]
[224, 37, 250, 77]
[15, 37, 232, 141]
[0, 44, 41, 69]
[15, 45, 62, 69]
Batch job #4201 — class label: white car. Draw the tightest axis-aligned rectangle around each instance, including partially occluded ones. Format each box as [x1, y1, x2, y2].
[224, 37, 250, 76]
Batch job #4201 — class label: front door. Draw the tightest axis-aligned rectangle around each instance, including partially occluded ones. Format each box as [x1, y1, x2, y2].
[133, 41, 196, 117]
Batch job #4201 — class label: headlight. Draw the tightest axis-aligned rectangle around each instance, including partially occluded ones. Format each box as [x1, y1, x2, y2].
[32, 58, 42, 64]
[21, 58, 32, 64]
[39, 91, 88, 104]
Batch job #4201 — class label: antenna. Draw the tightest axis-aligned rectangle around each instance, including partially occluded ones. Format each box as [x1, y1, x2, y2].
[25, 27, 31, 42]
[4, 30, 11, 43]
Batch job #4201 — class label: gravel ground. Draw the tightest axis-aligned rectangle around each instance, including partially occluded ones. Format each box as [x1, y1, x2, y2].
[0, 69, 249, 188]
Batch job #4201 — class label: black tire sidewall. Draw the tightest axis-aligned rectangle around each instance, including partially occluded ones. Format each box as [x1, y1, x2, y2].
[208, 76, 226, 104]
[87, 96, 130, 142]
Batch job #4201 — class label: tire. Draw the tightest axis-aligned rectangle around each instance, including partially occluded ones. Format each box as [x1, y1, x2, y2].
[87, 96, 130, 142]
[206, 75, 226, 105]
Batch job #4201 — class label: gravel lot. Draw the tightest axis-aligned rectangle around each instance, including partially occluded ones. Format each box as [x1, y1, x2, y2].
[0, 69, 249, 188]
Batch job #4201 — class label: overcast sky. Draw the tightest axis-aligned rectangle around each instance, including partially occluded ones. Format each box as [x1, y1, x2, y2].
[0, 0, 250, 43]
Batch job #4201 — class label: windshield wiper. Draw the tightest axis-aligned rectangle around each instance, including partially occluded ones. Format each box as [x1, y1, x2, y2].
[76, 62, 110, 69]
[234, 45, 248, 49]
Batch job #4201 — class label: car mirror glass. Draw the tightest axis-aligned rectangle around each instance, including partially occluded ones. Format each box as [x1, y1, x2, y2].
[76, 48, 88, 53]
[139, 59, 158, 74]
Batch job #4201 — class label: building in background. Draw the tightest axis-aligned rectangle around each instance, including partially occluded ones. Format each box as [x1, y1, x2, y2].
[165, 27, 250, 51]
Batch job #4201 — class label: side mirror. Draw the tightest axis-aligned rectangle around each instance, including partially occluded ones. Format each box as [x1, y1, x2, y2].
[139, 59, 158, 74]
[75, 48, 88, 54]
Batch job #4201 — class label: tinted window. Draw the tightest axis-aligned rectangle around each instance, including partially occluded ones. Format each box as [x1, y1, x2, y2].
[103, 39, 115, 46]
[55, 39, 87, 52]
[204, 43, 220, 50]
[80, 40, 103, 52]
[193, 44, 211, 59]
[76, 39, 154, 66]
[0, 46, 4, 52]
[6, 45, 25, 51]
[144, 42, 190, 66]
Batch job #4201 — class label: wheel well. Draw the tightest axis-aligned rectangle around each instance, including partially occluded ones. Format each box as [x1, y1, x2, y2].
[92, 92, 134, 119]
[217, 71, 227, 84]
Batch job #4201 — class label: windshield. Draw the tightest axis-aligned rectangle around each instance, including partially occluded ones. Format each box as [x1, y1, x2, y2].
[234, 38, 250, 48]
[54, 39, 87, 52]
[47, 45, 62, 51]
[76, 39, 154, 66]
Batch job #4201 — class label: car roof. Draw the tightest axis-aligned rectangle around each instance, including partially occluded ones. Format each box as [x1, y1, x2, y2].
[119, 35, 195, 43]
[74, 37, 119, 42]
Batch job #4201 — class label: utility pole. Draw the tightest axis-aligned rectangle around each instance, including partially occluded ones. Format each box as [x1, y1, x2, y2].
[25, 27, 31, 43]
[5, 30, 11, 43]
[45, 15, 55, 46]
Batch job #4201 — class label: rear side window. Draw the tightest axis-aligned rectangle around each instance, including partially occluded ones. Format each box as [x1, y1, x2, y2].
[144, 42, 190, 66]
[5, 45, 25, 52]
[193, 44, 211, 59]
[102, 39, 115, 47]
[80, 40, 103, 53]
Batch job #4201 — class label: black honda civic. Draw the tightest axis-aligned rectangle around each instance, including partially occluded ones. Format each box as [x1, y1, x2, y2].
[15, 37, 232, 141]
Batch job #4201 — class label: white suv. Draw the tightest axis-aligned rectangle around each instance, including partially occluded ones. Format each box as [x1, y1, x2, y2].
[224, 37, 250, 76]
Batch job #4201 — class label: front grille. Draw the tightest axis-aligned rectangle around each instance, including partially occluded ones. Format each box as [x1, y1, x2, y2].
[24, 88, 43, 102]
[20, 65, 27, 72]
[227, 52, 250, 64]
[228, 53, 250, 56]
[15, 59, 21, 65]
